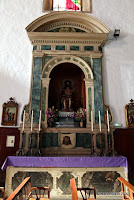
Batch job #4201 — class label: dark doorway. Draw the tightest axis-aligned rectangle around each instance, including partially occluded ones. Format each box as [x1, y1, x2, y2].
[48, 63, 86, 111]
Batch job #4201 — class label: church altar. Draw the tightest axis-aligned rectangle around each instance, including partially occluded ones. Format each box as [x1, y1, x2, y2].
[2, 156, 128, 199]
[5, 11, 128, 200]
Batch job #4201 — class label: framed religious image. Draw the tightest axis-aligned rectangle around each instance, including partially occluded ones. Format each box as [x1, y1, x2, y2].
[125, 99, 134, 128]
[1, 97, 18, 126]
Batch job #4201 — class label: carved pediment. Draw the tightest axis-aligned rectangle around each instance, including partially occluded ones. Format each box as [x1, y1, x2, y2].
[26, 12, 110, 47]
[26, 12, 110, 34]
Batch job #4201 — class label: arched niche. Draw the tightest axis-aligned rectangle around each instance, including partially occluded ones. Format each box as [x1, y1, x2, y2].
[48, 63, 86, 111]
[42, 55, 94, 128]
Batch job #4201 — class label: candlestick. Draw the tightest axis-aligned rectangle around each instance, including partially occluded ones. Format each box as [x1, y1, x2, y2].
[91, 111, 93, 132]
[16, 131, 25, 156]
[31, 110, 33, 132]
[22, 110, 25, 132]
[39, 110, 41, 132]
[107, 110, 110, 132]
[98, 111, 101, 132]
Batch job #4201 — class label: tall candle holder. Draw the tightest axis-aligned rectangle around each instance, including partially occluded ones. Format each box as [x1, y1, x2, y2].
[90, 131, 97, 156]
[34, 110, 42, 156]
[98, 110, 104, 156]
[27, 132, 33, 156]
[98, 131, 104, 156]
[17, 110, 26, 156]
[34, 131, 41, 156]
[106, 110, 113, 156]
[16, 131, 25, 156]
[107, 130, 113, 156]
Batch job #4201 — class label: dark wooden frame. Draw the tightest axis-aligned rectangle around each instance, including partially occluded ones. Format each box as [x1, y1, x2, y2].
[1, 97, 18, 126]
[125, 99, 134, 128]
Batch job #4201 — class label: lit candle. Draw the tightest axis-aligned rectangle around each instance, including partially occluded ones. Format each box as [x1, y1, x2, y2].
[107, 110, 110, 132]
[39, 110, 41, 132]
[22, 110, 25, 132]
[31, 110, 33, 132]
[91, 111, 93, 132]
[98, 110, 101, 132]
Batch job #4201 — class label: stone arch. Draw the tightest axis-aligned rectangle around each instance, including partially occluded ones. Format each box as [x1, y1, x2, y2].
[42, 55, 93, 80]
[26, 11, 110, 34]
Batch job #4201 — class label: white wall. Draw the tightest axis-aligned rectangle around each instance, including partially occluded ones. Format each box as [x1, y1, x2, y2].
[0, 0, 134, 127]
[92, 0, 134, 127]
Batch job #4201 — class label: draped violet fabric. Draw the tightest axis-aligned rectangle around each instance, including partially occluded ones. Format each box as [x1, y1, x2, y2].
[2, 156, 128, 172]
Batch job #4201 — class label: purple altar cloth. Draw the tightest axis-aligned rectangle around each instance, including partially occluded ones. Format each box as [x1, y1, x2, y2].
[1, 156, 128, 172]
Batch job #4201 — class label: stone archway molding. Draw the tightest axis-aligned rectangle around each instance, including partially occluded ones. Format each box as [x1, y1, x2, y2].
[42, 55, 93, 80]
[26, 11, 110, 34]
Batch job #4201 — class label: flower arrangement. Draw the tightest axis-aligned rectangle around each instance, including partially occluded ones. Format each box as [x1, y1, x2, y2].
[74, 108, 86, 122]
[46, 106, 58, 122]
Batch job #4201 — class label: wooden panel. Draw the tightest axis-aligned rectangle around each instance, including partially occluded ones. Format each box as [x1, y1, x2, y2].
[114, 128, 134, 185]
[114, 128, 134, 159]
[0, 128, 20, 186]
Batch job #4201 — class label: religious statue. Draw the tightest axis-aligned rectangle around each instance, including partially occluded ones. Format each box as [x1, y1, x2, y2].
[61, 80, 74, 111]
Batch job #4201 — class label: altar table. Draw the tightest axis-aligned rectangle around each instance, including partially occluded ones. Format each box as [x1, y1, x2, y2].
[2, 156, 128, 199]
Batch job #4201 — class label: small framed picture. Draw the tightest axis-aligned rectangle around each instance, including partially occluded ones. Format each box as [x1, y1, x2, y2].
[1, 97, 18, 126]
[125, 99, 134, 128]
[6, 136, 15, 147]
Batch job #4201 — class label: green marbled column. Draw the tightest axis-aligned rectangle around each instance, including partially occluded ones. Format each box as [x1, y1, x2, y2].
[42, 87, 46, 121]
[88, 88, 92, 121]
[93, 58, 104, 123]
[31, 57, 43, 123]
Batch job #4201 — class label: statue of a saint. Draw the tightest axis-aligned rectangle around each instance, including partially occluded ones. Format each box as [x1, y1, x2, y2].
[61, 80, 74, 111]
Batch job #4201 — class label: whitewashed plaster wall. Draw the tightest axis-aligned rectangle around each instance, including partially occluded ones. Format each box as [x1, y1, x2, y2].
[0, 0, 134, 127]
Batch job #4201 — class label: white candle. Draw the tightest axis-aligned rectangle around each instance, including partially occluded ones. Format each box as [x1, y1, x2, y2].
[31, 110, 33, 132]
[107, 110, 110, 132]
[22, 110, 25, 132]
[39, 110, 41, 132]
[98, 110, 101, 132]
[91, 111, 93, 132]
